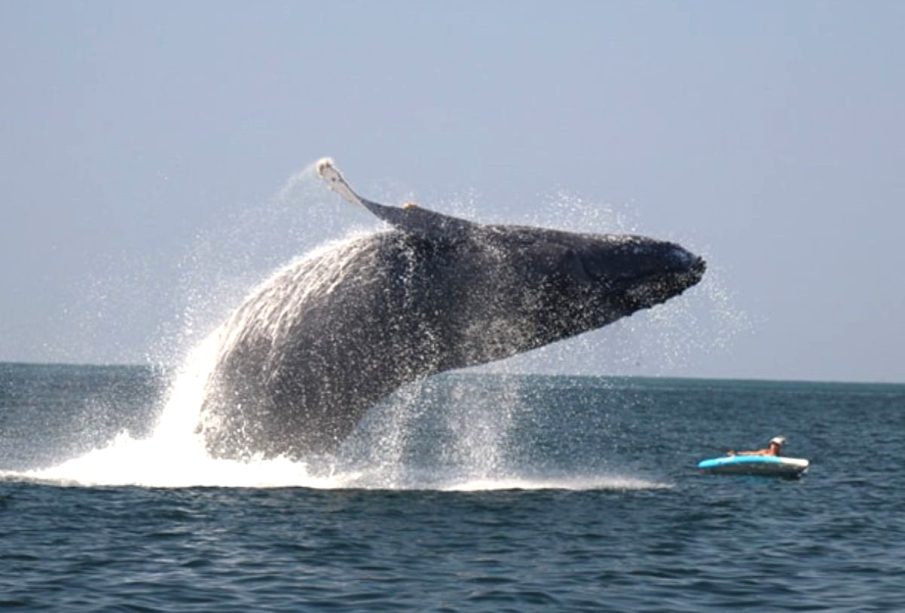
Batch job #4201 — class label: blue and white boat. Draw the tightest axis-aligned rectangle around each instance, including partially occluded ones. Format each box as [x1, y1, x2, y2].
[697, 455, 810, 478]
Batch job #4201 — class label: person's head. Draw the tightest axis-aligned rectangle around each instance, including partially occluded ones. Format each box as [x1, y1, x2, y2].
[769, 436, 786, 450]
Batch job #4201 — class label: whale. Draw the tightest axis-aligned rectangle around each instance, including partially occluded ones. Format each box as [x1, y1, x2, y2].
[197, 160, 706, 459]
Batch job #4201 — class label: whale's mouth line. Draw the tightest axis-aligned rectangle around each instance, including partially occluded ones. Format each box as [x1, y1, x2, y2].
[618, 257, 706, 308]
[622, 255, 705, 288]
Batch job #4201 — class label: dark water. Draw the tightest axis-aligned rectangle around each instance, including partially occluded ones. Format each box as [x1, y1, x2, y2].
[2, 363, 904, 611]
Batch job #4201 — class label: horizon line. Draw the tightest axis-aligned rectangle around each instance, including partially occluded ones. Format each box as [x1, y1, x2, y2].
[1, 359, 902, 388]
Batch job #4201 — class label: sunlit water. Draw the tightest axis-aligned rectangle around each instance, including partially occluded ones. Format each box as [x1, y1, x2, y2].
[2, 363, 904, 611]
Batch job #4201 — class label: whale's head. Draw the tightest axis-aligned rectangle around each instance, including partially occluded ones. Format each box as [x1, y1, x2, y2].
[503, 226, 705, 328]
[431, 223, 706, 368]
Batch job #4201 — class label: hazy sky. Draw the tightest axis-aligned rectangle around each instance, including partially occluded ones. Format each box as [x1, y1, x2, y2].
[2, 1, 903, 382]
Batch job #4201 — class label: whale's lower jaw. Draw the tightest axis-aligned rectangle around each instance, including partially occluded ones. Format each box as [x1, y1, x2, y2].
[621, 257, 706, 312]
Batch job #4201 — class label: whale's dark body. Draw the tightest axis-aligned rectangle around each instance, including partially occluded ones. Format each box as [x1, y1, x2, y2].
[198, 193, 705, 459]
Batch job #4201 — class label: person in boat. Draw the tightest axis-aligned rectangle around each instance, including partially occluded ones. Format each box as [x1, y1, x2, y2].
[728, 436, 785, 457]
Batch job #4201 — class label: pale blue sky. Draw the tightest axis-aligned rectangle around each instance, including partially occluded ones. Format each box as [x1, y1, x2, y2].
[1, 1, 903, 382]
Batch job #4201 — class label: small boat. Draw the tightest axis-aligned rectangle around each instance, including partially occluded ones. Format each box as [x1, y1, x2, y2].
[697, 455, 810, 478]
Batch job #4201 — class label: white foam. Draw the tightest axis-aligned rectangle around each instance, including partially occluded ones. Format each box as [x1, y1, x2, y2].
[16, 434, 332, 489]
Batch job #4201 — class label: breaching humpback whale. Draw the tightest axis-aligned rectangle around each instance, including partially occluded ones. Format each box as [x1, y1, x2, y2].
[198, 160, 705, 459]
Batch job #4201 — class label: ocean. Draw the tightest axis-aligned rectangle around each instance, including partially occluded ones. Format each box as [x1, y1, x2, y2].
[1, 362, 903, 611]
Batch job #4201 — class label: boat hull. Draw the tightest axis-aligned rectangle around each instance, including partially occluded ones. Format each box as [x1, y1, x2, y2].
[697, 455, 810, 478]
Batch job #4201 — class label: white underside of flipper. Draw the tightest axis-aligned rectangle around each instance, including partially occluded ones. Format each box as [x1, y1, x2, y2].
[316, 158, 364, 207]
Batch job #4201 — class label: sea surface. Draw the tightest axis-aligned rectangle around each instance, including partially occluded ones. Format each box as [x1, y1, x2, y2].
[1, 362, 903, 611]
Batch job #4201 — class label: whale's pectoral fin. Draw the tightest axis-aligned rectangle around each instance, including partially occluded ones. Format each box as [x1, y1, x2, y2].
[317, 158, 477, 241]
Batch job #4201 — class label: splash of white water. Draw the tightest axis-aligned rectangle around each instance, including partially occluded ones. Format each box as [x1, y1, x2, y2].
[12, 167, 734, 491]
[18, 294, 666, 490]
[19, 334, 334, 489]
[16, 232, 658, 491]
